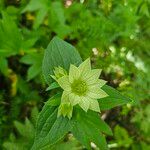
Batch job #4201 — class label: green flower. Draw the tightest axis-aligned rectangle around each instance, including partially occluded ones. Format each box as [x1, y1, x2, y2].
[57, 58, 108, 113]
[57, 103, 73, 119]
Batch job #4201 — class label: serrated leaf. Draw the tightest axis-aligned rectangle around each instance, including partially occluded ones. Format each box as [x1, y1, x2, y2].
[42, 36, 82, 85]
[32, 103, 71, 150]
[70, 108, 109, 150]
[99, 85, 132, 110]
[0, 12, 22, 57]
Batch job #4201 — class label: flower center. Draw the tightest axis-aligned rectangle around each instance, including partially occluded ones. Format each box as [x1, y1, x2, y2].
[71, 80, 87, 96]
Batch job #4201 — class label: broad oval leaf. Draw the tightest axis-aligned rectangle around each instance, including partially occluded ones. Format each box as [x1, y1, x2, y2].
[42, 36, 82, 85]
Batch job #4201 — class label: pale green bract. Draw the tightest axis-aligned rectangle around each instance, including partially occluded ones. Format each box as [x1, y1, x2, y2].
[51, 66, 67, 81]
[57, 103, 73, 119]
[53, 58, 108, 118]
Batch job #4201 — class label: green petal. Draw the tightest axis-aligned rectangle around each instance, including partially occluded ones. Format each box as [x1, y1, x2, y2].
[57, 75, 71, 91]
[69, 93, 80, 106]
[85, 69, 102, 84]
[78, 97, 90, 112]
[97, 79, 107, 87]
[88, 79, 107, 89]
[89, 99, 100, 112]
[69, 64, 80, 83]
[79, 58, 91, 77]
[61, 91, 71, 103]
[87, 88, 108, 99]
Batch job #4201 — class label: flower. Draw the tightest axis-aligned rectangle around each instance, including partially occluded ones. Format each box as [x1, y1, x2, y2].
[56, 58, 108, 113]
[57, 102, 73, 119]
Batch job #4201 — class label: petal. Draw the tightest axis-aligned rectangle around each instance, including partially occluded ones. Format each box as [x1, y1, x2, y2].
[79, 58, 91, 77]
[88, 79, 107, 89]
[68, 93, 80, 106]
[69, 93, 78, 106]
[85, 69, 102, 84]
[87, 88, 108, 99]
[78, 96, 90, 112]
[57, 75, 71, 91]
[97, 79, 107, 87]
[61, 91, 71, 103]
[89, 99, 100, 112]
[69, 64, 80, 83]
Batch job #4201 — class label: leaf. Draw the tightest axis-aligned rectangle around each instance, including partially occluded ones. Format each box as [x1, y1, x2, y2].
[22, 0, 50, 29]
[33, 95, 111, 150]
[114, 125, 133, 148]
[32, 103, 71, 150]
[99, 85, 133, 110]
[48, 2, 71, 38]
[70, 107, 109, 150]
[42, 36, 82, 85]
[46, 93, 61, 106]
[0, 12, 22, 57]
[31, 106, 39, 126]
[14, 118, 35, 140]
[46, 82, 60, 91]
[20, 53, 43, 80]
[27, 64, 41, 81]
[3, 142, 28, 150]
[0, 57, 8, 76]
[84, 111, 113, 136]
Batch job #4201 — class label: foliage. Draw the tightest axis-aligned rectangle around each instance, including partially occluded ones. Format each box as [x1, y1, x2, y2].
[31, 37, 131, 149]
[0, 0, 149, 150]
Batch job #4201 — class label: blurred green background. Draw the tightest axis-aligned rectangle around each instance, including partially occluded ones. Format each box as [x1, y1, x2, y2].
[0, 0, 150, 149]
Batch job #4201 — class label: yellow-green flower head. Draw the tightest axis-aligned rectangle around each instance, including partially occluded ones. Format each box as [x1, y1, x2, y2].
[57, 103, 73, 119]
[57, 58, 108, 113]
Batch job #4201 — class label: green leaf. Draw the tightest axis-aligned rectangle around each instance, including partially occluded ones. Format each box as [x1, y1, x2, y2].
[42, 36, 82, 85]
[14, 118, 35, 140]
[99, 85, 133, 110]
[0, 57, 8, 76]
[32, 103, 71, 150]
[22, 0, 50, 29]
[85, 111, 113, 136]
[0, 12, 22, 57]
[20, 53, 43, 80]
[46, 93, 61, 106]
[114, 125, 133, 148]
[27, 64, 41, 81]
[48, 2, 71, 38]
[70, 107, 109, 150]
[46, 82, 60, 91]
[31, 106, 39, 126]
